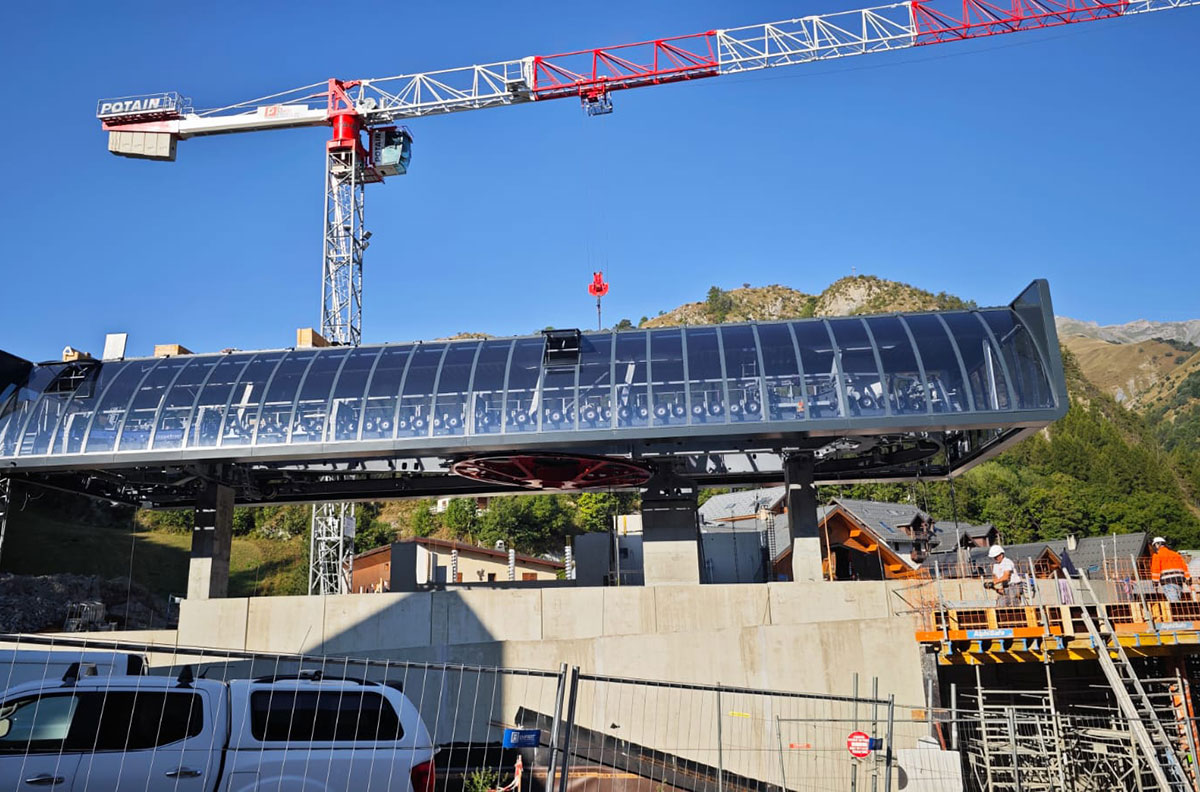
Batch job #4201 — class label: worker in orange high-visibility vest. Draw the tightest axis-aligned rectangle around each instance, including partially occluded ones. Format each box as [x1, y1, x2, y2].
[1150, 537, 1191, 602]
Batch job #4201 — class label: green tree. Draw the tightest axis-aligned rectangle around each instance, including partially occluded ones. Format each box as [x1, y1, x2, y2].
[410, 501, 441, 538]
[613, 318, 635, 331]
[232, 508, 256, 537]
[575, 492, 620, 534]
[443, 498, 479, 540]
[696, 488, 729, 508]
[255, 505, 310, 539]
[705, 286, 734, 323]
[353, 517, 396, 554]
[477, 495, 572, 555]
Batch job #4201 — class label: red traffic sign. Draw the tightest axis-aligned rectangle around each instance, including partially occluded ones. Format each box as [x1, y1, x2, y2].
[847, 731, 873, 758]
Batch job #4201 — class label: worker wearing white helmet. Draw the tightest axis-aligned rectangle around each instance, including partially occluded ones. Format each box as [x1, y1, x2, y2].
[987, 544, 1024, 607]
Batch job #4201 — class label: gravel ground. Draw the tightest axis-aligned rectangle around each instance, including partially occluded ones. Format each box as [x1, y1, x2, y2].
[0, 573, 168, 633]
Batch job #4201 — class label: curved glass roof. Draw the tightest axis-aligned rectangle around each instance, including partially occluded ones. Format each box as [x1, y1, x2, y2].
[0, 281, 1065, 469]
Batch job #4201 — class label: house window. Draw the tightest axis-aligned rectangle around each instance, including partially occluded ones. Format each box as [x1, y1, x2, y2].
[487, 573, 496, 582]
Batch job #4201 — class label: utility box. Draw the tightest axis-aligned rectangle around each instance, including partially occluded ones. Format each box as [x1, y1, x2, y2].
[296, 328, 330, 348]
[371, 127, 412, 177]
[154, 344, 193, 357]
[61, 347, 93, 363]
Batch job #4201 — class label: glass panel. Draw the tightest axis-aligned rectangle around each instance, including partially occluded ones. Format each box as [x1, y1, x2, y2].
[613, 333, 648, 428]
[866, 316, 927, 415]
[72, 691, 203, 751]
[902, 314, 969, 413]
[361, 345, 412, 440]
[0, 694, 79, 753]
[398, 344, 444, 437]
[792, 322, 842, 418]
[187, 354, 255, 449]
[328, 347, 380, 442]
[256, 351, 316, 446]
[17, 385, 77, 457]
[470, 340, 512, 435]
[720, 325, 762, 423]
[541, 367, 576, 432]
[504, 338, 543, 433]
[757, 323, 803, 422]
[828, 319, 884, 418]
[154, 357, 220, 449]
[433, 342, 479, 437]
[0, 368, 61, 457]
[648, 330, 686, 426]
[220, 352, 286, 447]
[576, 335, 612, 430]
[982, 310, 1054, 409]
[120, 357, 190, 451]
[290, 349, 349, 443]
[85, 360, 161, 452]
[941, 313, 1003, 411]
[250, 690, 401, 743]
[685, 328, 724, 424]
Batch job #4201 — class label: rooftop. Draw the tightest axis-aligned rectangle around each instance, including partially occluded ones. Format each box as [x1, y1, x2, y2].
[0, 281, 1066, 507]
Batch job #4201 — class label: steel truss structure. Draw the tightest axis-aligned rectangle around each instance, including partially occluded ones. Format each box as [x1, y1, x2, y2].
[101, 0, 1194, 130]
[311, 102, 366, 595]
[94, 0, 1198, 595]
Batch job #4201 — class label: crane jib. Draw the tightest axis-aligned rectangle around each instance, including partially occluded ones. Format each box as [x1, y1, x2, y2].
[95, 0, 1195, 129]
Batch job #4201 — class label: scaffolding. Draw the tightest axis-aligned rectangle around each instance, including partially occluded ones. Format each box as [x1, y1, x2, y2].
[950, 670, 1198, 792]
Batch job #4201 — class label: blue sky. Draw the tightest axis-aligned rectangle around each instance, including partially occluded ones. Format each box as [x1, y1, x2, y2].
[2, 1, 1198, 361]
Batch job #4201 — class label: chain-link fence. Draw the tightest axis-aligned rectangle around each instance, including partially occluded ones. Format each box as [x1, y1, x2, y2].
[0, 633, 913, 792]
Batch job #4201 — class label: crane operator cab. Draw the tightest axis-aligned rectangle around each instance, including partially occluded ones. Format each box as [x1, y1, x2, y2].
[371, 126, 413, 177]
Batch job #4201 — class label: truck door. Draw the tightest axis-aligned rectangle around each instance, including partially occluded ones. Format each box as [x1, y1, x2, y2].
[233, 687, 418, 791]
[0, 692, 83, 790]
[70, 688, 218, 792]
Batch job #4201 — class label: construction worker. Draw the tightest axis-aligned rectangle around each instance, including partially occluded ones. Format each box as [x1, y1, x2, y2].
[987, 545, 1024, 606]
[1150, 537, 1190, 602]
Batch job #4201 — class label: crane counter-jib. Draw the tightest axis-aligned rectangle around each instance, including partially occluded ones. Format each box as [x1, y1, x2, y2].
[97, 0, 1199, 161]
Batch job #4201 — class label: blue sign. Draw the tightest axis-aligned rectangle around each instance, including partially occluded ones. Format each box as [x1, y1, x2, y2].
[967, 629, 1014, 640]
[503, 728, 542, 748]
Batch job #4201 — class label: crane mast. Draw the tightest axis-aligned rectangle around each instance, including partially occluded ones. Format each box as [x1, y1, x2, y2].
[97, 0, 1198, 596]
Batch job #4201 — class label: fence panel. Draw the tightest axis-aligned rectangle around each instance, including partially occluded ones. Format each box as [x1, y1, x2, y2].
[560, 673, 895, 792]
[0, 632, 565, 792]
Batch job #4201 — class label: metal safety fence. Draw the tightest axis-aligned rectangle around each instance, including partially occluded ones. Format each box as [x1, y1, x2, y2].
[0, 633, 916, 792]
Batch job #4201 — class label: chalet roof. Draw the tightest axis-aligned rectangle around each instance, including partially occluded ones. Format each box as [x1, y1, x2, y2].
[699, 486, 786, 523]
[1045, 532, 1148, 576]
[355, 537, 564, 569]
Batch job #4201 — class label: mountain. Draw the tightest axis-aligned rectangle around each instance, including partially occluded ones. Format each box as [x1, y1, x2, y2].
[638, 277, 1200, 543]
[1056, 316, 1200, 346]
[641, 275, 974, 328]
[1060, 335, 1193, 408]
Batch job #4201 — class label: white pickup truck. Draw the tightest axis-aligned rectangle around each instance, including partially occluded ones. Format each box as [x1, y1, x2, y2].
[0, 668, 436, 791]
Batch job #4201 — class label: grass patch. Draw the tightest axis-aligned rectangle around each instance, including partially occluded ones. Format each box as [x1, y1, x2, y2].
[0, 512, 306, 599]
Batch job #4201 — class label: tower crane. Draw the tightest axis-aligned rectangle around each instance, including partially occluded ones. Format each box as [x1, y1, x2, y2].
[96, 0, 1197, 595]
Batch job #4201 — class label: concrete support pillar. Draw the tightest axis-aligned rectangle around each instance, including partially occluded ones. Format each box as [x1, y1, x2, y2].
[639, 466, 702, 585]
[188, 481, 234, 600]
[784, 454, 823, 582]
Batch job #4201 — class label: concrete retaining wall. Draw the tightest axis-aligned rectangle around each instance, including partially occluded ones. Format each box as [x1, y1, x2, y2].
[178, 581, 927, 703]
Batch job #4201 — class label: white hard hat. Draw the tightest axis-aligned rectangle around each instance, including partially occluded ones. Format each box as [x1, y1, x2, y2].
[1153, 536, 1167, 545]
[988, 545, 1005, 559]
